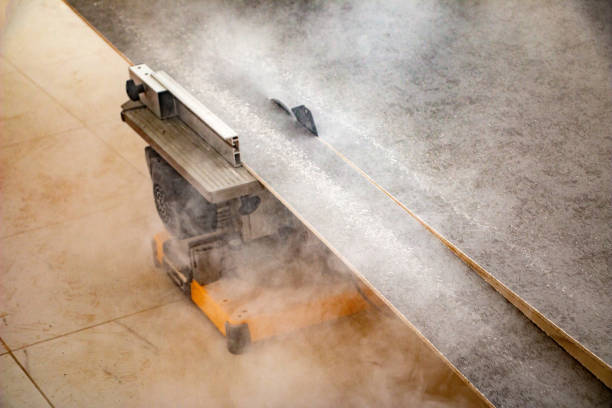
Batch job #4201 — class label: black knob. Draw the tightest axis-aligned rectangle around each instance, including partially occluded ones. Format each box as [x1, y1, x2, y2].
[126, 79, 145, 101]
[238, 195, 261, 215]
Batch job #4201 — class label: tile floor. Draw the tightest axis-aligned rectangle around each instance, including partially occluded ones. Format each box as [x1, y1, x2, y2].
[0, 1, 488, 406]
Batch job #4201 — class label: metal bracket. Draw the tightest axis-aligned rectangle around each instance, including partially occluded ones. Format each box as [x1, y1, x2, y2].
[270, 98, 318, 136]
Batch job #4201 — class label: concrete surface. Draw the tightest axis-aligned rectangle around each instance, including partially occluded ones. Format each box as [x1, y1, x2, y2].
[0, 1, 493, 407]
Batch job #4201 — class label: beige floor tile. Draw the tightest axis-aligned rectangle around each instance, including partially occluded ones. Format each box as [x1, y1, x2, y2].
[1, 0, 109, 70]
[87, 119, 150, 176]
[0, 127, 147, 237]
[0, 354, 49, 408]
[13, 302, 481, 407]
[0, 56, 15, 74]
[0, 199, 180, 350]
[19, 52, 128, 127]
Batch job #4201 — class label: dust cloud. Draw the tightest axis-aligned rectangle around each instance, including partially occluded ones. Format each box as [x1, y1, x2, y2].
[147, 170, 484, 407]
[122, 1, 487, 406]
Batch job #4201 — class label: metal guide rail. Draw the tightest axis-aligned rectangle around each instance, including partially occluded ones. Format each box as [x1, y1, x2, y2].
[121, 64, 261, 204]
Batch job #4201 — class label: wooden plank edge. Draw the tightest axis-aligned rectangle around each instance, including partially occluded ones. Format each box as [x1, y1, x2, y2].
[318, 137, 612, 389]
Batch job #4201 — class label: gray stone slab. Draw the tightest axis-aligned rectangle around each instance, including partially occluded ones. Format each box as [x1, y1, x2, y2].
[66, 1, 611, 406]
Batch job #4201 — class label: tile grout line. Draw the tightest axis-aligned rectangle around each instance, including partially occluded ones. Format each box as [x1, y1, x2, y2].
[0, 337, 55, 408]
[0, 198, 152, 241]
[3, 52, 148, 179]
[8, 300, 182, 354]
[0, 124, 84, 150]
[113, 320, 159, 351]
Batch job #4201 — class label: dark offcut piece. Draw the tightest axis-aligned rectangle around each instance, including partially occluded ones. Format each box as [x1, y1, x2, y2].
[291, 105, 318, 136]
